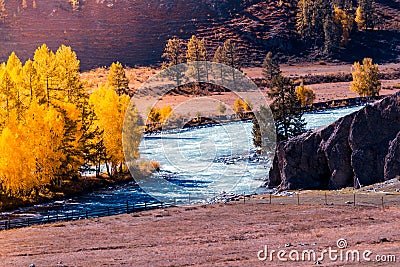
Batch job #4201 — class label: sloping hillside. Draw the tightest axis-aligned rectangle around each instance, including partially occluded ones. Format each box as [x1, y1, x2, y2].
[0, 0, 399, 69]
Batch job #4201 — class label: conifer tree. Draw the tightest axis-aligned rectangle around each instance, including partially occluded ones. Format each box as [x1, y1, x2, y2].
[79, 100, 108, 177]
[24, 101, 65, 193]
[297, 0, 330, 44]
[21, 59, 41, 102]
[223, 39, 241, 89]
[33, 44, 56, 105]
[333, 7, 354, 45]
[55, 45, 84, 102]
[268, 75, 306, 141]
[0, 69, 15, 117]
[355, 6, 365, 29]
[355, 0, 376, 30]
[323, 14, 342, 54]
[262, 52, 281, 82]
[186, 35, 208, 82]
[162, 38, 186, 88]
[252, 105, 276, 153]
[107, 62, 130, 96]
[5, 52, 24, 119]
[296, 0, 312, 41]
[212, 45, 229, 89]
[311, 0, 330, 43]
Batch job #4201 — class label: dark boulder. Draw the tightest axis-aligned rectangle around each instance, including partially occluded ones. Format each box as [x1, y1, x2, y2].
[268, 92, 400, 190]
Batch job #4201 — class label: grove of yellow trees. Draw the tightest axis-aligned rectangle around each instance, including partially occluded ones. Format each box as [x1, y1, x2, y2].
[0, 45, 141, 199]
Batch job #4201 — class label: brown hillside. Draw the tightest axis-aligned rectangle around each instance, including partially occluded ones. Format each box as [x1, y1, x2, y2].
[0, 0, 399, 69]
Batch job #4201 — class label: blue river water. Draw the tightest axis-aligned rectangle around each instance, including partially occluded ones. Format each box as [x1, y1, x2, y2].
[1, 105, 364, 220]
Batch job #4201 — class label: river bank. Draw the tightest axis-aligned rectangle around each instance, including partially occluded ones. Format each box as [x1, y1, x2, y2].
[0, 173, 135, 212]
[144, 95, 376, 133]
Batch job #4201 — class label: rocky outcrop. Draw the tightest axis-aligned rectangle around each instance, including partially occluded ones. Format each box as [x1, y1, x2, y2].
[268, 92, 400, 190]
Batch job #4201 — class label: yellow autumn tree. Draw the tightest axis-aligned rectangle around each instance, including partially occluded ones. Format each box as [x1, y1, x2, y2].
[350, 58, 381, 97]
[333, 6, 354, 45]
[33, 44, 56, 105]
[21, 59, 42, 103]
[147, 105, 173, 124]
[89, 85, 134, 177]
[24, 101, 65, 193]
[233, 98, 251, 116]
[160, 105, 173, 122]
[54, 45, 84, 103]
[0, 113, 36, 197]
[5, 52, 25, 119]
[295, 83, 315, 106]
[0, 68, 15, 117]
[107, 62, 130, 96]
[0, 103, 65, 197]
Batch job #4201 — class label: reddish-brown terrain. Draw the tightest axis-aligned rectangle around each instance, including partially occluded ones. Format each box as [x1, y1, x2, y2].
[0, 0, 399, 69]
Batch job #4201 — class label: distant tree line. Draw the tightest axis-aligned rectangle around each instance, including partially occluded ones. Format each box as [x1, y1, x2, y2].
[162, 35, 241, 90]
[296, 0, 378, 54]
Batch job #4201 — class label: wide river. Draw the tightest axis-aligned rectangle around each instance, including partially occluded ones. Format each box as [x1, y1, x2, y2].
[1, 105, 363, 220]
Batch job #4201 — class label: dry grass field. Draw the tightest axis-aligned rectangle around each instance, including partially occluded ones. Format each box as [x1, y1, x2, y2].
[1, 195, 399, 266]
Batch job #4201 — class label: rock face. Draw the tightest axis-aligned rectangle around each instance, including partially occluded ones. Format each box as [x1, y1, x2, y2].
[268, 92, 400, 190]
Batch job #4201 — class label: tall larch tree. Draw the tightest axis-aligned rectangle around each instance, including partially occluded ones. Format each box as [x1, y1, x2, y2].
[262, 52, 281, 82]
[107, 62, 130, 96]
[162, 38, 186, 88]
[355, 0, 376, 30]
[0, 68, 15, 117]
[212, 45, 229, 89]
[223, 39, 241, 89]
[55, 45, 84, 103]
[296, 0, 312, 42]
[33, 44, 57, 105]
[268, 75, 306, 141]
[186, 35, 208, 82]
[21, 59, 41, 102]
[89, 85, 137, 177]
[5, 52, 24, 120]
[24, 101, 65, 194]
